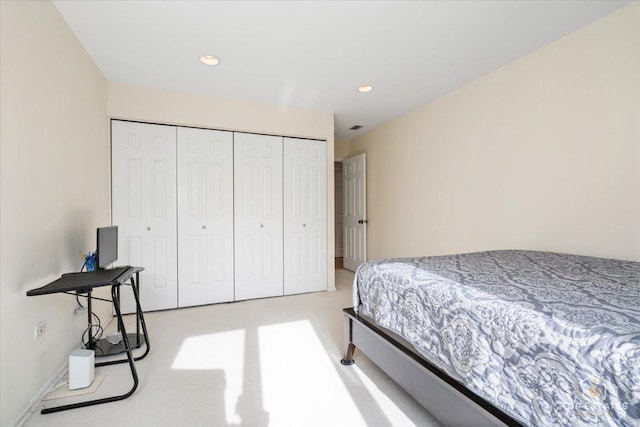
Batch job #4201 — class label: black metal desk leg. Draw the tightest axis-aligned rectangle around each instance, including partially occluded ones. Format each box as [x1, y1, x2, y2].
[116, 284, 124, 333]
[130, 272, 150, 361]
[40, 283, 139, 414]
[110, 283, 139, 396]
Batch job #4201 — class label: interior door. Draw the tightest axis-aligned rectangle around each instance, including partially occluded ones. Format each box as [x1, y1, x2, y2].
[112, 120, 178, 312]
[343, 153, 366, 272]
[177, 127, 234, 307]
[283, 138, 327, 295]
[234, 133, 283, 300]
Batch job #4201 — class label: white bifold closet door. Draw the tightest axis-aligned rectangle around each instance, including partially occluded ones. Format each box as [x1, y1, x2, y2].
[283, 138, 327, 294]
[177, 127, 234, 307]
[234, 133, 283, 300]
[112, 120, 178, 312]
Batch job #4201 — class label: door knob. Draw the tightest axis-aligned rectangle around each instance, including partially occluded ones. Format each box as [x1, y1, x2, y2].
[260, 224, 264, 228]
[358, 219, 368, 224]
[303, 224, 306, 227]
[146, 227, 151, 231]
[202, 225, 206, 229]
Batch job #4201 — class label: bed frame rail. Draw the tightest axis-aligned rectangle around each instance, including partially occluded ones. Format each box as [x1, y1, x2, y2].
[341, 308, 522, 427]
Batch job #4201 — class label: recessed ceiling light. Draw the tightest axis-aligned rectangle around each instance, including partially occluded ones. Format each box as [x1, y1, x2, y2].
[199, 55, 220, 66]
[358, 85, 373, 93]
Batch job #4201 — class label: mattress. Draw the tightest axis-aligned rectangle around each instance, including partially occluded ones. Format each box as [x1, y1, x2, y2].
[353, 250, 640, 427]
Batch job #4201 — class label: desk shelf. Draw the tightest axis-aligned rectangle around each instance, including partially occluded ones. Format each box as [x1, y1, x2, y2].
[94, 333, 146, 357]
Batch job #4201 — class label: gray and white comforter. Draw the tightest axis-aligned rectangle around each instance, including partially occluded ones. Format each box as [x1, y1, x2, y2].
[353, 250, 640, 426]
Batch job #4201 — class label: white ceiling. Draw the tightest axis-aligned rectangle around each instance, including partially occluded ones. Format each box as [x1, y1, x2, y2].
[53, 0, 628, 140]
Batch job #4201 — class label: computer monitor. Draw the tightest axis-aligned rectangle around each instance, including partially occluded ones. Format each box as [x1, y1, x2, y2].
[96, 226, 118, 269]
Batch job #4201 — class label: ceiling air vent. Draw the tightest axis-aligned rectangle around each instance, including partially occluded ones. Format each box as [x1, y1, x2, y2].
[350, 125, 362, 130]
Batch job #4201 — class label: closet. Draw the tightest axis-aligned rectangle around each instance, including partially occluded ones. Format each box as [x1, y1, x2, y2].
[112, 120, 327, 311]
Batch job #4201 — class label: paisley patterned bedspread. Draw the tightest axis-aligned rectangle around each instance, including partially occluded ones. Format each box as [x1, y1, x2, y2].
[353, 250, 640, 427]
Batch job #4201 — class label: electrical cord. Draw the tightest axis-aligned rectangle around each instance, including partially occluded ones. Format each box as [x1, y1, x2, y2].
[78, 256, 111, 348]
[81, 311, 103, 347]
[92, 311, 103, 341]
[81, 323, 103, 347]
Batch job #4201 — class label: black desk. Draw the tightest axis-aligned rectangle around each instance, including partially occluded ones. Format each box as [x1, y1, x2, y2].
[27, 266, 150, 414]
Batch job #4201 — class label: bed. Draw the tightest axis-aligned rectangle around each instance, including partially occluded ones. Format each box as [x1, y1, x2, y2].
[340, 250, 640, 427]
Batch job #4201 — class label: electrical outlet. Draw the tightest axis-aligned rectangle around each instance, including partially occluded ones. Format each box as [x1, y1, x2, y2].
[35, 321, 46, 339]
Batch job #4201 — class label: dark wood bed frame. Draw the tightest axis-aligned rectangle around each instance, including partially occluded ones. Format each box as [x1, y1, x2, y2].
[340, 308, 524, 427]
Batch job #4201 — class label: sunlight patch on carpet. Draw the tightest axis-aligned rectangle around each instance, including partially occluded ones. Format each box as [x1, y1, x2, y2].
[171, 329, 245, 424]
[258, 320, 366, 427]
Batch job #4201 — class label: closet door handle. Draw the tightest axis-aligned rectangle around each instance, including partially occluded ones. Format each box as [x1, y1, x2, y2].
[146, 227, 151, 231]
[202, 225, 206, 229]
[303, 224, 306, 227]
[260, 224, 264, 228]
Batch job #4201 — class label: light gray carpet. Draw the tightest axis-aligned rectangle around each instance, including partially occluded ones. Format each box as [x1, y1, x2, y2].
[23, 269, 442, 427]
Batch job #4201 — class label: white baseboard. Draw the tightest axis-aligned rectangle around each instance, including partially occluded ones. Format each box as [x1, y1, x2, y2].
[10, 360, 69, 427]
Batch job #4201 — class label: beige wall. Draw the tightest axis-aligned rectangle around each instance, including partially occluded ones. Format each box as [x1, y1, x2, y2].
[334, 139, 350, 160]
[107, 83, 336, 290]
[348, 3, 640, 262]
[0, 1, 110, 426]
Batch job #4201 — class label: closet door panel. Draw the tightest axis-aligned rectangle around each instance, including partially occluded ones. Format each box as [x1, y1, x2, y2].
[178, 127, 233, 307]
[234, 133, 283, 301]
[284, 138, 327, 295]
[112, 120, 178, 312]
